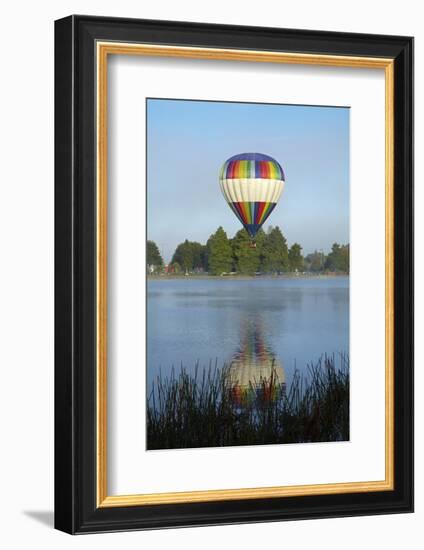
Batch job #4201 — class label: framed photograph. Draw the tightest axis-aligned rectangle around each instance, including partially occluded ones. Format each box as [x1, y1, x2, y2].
[54, 15, 413, 534]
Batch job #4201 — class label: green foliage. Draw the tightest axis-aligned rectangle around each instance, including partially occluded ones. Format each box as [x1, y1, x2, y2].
[206, 227, 233, 275]
[147, 354, 349, 449]
[288, 243, 304, 272]
[146, 240, 164, 273]
[325, 243, 349, 273]
[169, 262, 181, 274]
[190, 242, 207, 270]
[171, 240, 191, 271]
[171, 240, 207, 272]
[261, 226, 289, 273]
[305, 250, 326, 272]
[231, 229, 265, 274]
[167, 226, 349, 276]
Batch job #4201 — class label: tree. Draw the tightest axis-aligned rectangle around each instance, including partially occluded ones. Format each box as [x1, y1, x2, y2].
[288, 243, 304, 272]
[231, 228, 265, 274]
[206, 227, 233, 275]
[305, 250, 326, 272]
[169, 261, 181, 274]
[171, 240, 192, 272]
[261, 226, 289, 273]
[146, 240, 163, 273]
[190, 242, 207, 271]
[171, 240, 206, 272]
[325, 243, 349, 273]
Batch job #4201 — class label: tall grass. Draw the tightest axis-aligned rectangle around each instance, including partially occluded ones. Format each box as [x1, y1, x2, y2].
[147, 354, 349, 450]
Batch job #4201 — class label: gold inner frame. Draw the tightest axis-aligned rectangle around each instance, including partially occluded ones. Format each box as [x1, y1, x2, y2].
[96, 42, 395, 508]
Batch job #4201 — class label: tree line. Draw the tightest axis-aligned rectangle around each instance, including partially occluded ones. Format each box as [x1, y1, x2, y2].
[147, 226, 349, 276]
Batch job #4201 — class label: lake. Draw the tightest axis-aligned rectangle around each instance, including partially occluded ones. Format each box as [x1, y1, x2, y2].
[147, 276, 349, 390]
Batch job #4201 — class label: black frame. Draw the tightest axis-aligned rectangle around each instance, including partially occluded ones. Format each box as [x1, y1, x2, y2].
[55, 15, 414, 534]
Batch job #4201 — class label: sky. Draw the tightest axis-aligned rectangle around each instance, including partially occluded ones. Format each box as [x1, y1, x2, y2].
[147, 98, 349, 264]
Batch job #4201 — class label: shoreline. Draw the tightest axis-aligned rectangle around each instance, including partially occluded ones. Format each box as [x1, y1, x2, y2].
[147, 273, 349, 281]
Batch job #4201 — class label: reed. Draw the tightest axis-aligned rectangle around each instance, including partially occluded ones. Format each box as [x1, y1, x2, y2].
[147, 354, 349, 450]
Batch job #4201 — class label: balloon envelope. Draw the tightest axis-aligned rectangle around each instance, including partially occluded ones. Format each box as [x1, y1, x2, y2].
[219, 152, 285, 238]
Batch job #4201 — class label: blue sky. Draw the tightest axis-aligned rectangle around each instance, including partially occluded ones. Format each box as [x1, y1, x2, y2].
[147, 98, 349, 263]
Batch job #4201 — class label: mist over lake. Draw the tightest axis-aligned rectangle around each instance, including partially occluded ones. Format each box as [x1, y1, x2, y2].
[147, 276, 349, 390]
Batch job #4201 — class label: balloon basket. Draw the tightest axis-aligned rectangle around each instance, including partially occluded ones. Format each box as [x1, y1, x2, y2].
[249, 241, 257, 249]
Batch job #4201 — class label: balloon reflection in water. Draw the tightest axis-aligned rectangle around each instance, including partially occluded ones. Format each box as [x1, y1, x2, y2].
[227, 321, 286, 407]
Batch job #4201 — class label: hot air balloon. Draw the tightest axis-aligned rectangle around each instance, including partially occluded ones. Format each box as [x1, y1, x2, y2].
[219, 153, 285, 247]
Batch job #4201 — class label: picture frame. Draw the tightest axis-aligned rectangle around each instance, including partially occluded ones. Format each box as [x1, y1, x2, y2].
[54, 15, 413, 534]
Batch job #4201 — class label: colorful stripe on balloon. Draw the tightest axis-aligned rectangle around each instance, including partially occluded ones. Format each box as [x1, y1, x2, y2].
[220, 159, 284, 180]
[230, 201, 277, 226]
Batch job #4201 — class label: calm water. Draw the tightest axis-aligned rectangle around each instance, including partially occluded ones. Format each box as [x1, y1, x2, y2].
[147, 277, 349, 389]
